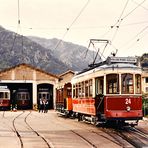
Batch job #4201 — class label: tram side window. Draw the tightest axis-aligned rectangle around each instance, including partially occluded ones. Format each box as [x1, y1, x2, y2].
[67, 87, 72, 97]
[106, 74, 119, 94]
[121, 73, 133, 94]
[76, 84, 78, 98]
[89, 79, 93, 97]
[82, 82, 85, 97]
[135, 74, 141, 94]
[73, 85, 75, 98]
[85, 81, 89, 97]
[78, 82, 82, 97]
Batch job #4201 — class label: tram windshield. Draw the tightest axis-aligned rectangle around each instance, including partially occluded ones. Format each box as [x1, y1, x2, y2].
[0, 92, 9, 99]
[121, 73, 133, 94]
[106, 74, 119, 94]
[17, 93, 30, 100]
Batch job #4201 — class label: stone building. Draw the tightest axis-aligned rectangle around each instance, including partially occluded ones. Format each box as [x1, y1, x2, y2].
[0, 63, 59, 109]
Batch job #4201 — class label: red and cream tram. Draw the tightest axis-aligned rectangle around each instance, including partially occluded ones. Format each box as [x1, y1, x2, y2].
[71, 56, 143, 125]
[0, 85, 10, 109]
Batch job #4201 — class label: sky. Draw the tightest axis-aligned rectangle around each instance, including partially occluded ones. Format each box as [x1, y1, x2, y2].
[0, 0, 148, 58]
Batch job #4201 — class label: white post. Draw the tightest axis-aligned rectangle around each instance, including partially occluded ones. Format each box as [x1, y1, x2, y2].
[104, 75, 106, 95]
[32, 81, 37, 110]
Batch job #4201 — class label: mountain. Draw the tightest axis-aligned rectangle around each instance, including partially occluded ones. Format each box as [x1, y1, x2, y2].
[0, 26, 69, 74]
[0, 26, 100, 74]
[28, 37, 99, 71]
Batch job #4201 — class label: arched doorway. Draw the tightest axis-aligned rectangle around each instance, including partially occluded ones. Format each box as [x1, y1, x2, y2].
[37, 83, 53, 109]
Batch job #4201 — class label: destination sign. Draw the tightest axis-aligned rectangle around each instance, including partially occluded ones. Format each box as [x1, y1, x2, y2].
[0, 86, 8, 89]
[108, 57, 137, 63]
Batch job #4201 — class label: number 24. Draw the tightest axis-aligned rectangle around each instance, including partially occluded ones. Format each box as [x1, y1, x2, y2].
[125, 98, 131, 104]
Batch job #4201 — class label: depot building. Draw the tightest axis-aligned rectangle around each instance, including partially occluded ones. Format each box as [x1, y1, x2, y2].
[0, 63, 59, 110]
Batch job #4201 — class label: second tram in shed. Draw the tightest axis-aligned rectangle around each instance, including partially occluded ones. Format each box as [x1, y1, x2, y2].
[15, 88, 30, 109]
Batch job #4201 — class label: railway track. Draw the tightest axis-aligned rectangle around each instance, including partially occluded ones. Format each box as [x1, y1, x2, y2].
[115, 126, 148, 148]
[56, 115, 126, 147]
[24, 111, 52, 148]
[12, 111, 53, 148]
[57, 114, 148, 147]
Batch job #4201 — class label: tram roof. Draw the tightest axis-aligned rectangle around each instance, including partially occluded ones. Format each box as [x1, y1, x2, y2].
[73, 60, 142, 80]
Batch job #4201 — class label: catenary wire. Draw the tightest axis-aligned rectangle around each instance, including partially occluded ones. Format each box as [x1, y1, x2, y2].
[131, 0, 148, 11]
[53, 0, 90, 51]
[111, 0, 129, 42]
[119, 25, 148, 49]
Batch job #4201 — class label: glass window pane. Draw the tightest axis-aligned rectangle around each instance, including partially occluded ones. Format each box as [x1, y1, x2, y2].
[135, 74, 141, 94]
[106, 74, 119, 94]
[85, 81, 88, 97]
[0, 92, 3, 99]
[121, 74, 133, 94]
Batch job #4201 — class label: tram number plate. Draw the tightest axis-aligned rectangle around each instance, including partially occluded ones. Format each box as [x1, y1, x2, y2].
[125, 98, 131, 105]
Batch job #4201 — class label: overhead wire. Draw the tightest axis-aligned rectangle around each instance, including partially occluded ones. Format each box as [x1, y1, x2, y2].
[119, 25, 148, 49]
[132, 0, 148, 11]
[101, 0, 129, 39]
[111, 0, 129, 42]
[102, 0, 146, 40]
[99, 0, 129, 58]
[10, 0, 22, 52]
[102, 0, 146, 57]
[121, 0, 146, 20]
[53, 0, 90, 51]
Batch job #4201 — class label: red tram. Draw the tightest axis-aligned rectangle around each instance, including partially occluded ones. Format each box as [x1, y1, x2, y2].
[0, 86, 10, 109]
[71, 56, 143, 125]
[15, 88, 30, 108]
[56, 83, 72, 116]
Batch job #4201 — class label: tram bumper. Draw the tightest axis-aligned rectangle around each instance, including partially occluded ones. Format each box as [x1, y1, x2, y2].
[105, 110, 143, 120]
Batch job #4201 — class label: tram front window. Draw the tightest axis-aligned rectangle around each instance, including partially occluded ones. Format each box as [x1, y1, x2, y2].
[0, 92, 4, 99]
[106, 74, 119, 94]
[5, 92, 9, 98]
[121, 73, 133, 94]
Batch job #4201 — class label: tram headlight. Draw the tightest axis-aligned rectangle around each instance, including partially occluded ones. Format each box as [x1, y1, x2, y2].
[126, 106, 131, 112]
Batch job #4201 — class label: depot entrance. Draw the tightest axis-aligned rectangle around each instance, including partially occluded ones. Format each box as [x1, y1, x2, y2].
[37, 83, 53, 110]
[3, 83, 33, 110]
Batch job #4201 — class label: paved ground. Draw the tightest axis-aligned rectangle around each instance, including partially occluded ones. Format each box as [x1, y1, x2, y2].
[0, 110, 147, 148]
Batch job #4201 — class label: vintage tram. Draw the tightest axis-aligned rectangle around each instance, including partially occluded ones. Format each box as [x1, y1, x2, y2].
[56, 82, 72, 116]
[71, 56, 143, 125]
[0, 85, 10, 110]
[15, 88, 30, 109]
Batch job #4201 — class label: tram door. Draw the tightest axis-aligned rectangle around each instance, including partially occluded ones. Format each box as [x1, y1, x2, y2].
[95, 77, 104, 113]
[95, 77, 104, 95]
